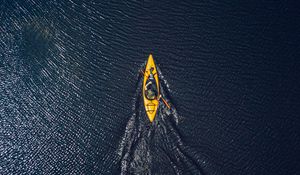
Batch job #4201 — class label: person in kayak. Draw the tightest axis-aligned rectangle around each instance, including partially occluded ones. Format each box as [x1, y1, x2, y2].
[145, 68, 158, 100]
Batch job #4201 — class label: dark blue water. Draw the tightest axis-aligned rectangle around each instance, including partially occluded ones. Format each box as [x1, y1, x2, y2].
[1, 1, 300, 174]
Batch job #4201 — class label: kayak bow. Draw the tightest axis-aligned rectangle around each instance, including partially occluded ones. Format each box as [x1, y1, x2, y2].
[143, 54, 160, 122]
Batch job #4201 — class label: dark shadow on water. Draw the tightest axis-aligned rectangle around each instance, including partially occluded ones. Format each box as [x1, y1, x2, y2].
[20, 21, 59, 82]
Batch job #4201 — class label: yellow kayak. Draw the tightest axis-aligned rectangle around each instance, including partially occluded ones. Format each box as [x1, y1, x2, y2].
[143, 54, 160, 122]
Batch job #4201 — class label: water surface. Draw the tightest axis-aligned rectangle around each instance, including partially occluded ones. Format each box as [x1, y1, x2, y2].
[1, 1, 300, 174]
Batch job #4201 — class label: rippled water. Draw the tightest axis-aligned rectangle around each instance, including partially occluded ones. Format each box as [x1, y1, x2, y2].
[1, 1, 300, 174]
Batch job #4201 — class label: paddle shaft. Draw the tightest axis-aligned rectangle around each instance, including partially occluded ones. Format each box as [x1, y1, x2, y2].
[159, 95, 171, 109]
[140, 70, 145, 75]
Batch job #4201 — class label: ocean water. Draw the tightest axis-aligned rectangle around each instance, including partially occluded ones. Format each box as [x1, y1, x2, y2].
[1, 1, 300, 174]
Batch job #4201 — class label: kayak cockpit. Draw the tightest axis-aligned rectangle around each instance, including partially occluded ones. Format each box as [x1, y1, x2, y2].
[145, 67, 158, 100]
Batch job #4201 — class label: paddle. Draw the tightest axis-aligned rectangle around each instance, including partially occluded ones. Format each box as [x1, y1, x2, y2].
[158, 95, 171, 109]
[140, 69, 145, 75]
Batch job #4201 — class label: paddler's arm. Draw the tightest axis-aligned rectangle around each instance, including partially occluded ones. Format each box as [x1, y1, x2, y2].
[145, 81, 152, 90]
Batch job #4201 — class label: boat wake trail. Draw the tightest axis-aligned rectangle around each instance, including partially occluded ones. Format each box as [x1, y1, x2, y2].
[118, 67, 205, 174]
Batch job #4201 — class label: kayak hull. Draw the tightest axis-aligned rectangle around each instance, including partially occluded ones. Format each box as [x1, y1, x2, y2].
[143, 54, 160, 122]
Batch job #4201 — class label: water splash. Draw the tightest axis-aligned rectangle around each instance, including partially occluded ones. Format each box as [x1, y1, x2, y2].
[118, 65, 204, 174]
